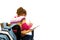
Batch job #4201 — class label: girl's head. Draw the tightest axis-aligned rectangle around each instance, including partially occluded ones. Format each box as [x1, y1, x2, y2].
[16, 7, 27, 17]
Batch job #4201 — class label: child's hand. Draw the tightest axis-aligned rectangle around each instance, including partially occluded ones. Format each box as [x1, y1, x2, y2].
[29, 20, 33, 27]
[29, 23, 33, 27]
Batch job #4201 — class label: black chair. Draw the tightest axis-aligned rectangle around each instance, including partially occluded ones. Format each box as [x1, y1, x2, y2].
[12, 24, 34, 40]
[12, 25, 21, 40]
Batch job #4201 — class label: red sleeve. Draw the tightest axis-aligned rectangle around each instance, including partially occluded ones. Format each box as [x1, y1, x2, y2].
[22, 23, 31, 30]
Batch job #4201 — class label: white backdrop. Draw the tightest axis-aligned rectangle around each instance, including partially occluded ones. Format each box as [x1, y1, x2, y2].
[0, 0, 60, 40]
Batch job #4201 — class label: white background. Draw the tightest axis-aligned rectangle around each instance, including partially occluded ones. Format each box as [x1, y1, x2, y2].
[0, 0, 60, 40]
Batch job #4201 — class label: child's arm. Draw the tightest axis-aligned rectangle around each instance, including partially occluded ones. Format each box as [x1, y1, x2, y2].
[21, 19, 33, 34]
[21, 29, 33, 34]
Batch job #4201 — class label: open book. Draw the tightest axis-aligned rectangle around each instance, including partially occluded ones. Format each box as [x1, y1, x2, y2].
[30, 25, 40, 30]
[26, 25, 40, 34]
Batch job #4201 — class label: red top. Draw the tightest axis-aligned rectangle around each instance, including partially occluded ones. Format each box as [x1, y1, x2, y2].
[11, 16, 32, 32]
[13, 23, 32, 33]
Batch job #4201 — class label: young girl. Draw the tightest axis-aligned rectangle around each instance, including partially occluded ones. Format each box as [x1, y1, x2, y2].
[10, 7, 33, 40]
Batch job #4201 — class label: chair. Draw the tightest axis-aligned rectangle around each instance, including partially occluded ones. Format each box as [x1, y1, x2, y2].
[1, 23, 17, 40]
[0, 23, 34, 40]
[12, 23, 34, 40]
